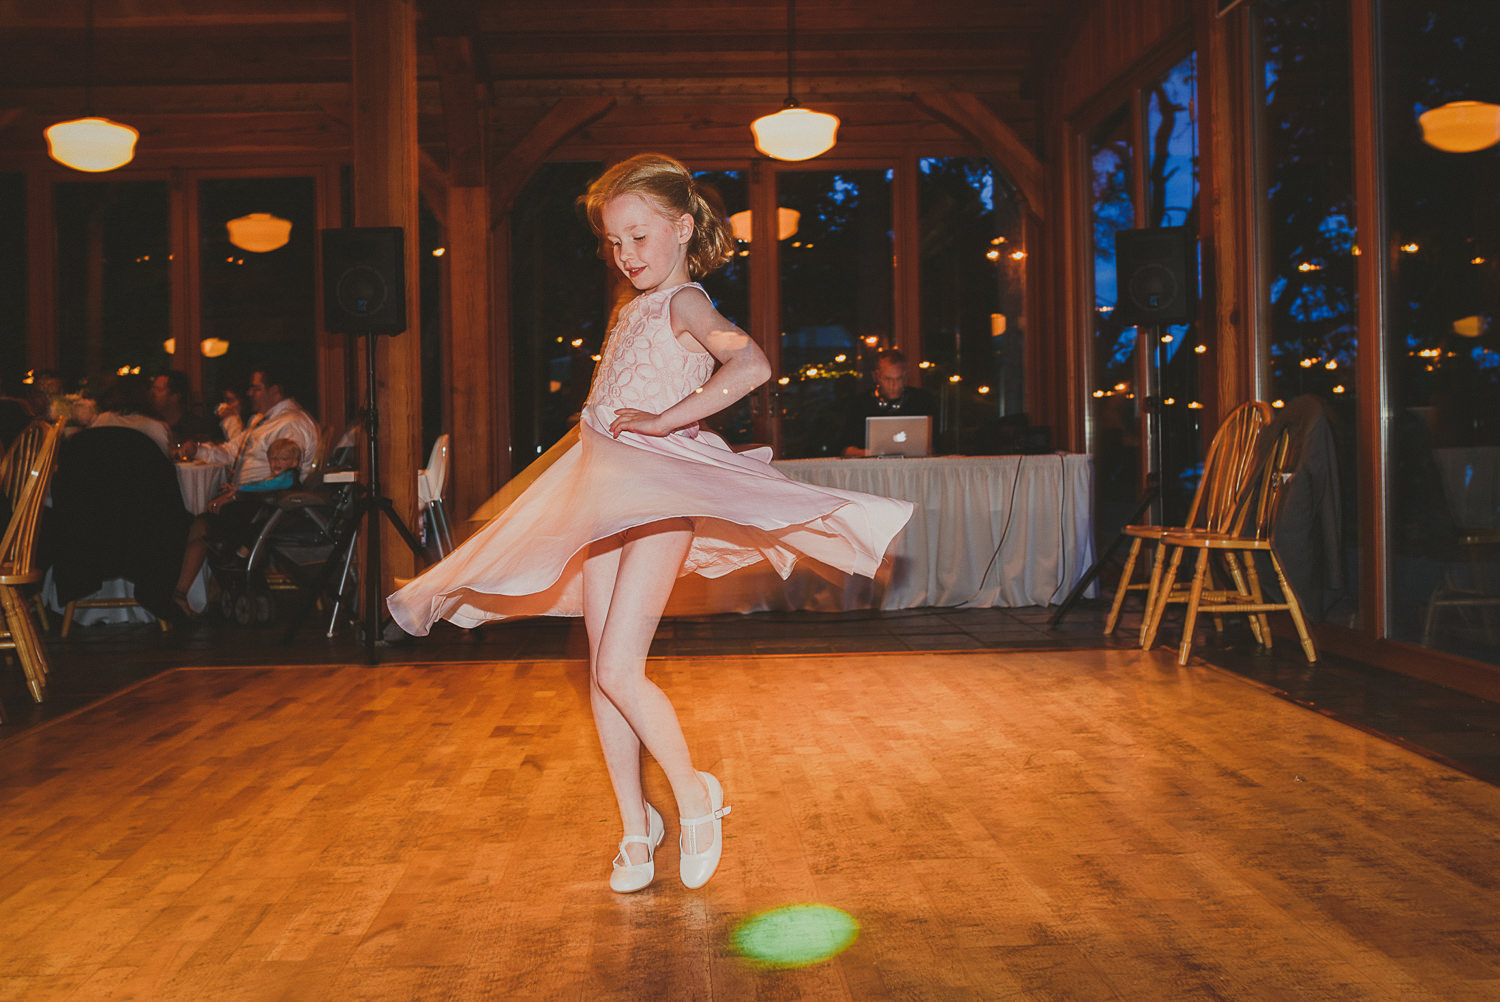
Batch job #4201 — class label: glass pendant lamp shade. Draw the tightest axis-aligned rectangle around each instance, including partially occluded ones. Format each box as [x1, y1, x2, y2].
[45, 116, 138, 172]
[752, 0, 837, 161]
[752, 106, 840, 161]
[1418, 100, 1500, 153]
[226, 213, 293, 253]
[728, 207, 802, 242]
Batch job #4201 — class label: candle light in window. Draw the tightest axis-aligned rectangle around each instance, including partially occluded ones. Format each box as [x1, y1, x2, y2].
[1161, 334, 1174, 343]
[986, 249, 1001, 261]
[162, 338, 175, 354]
[864, 335, 879, 346]
[200, 339, 230, 358]
[1473, 256, 1487, 265]
[834, 354, 846, 362]
[1332, 385, 1346, 394]
[1272, 399, 1285, 408]
[1187, 401, 1203, 409]
[1093, 389, 1106, 398]
[1114, 382, 1128, 392]
[1163, 397, 1176, 406]
[948, 374, 961, 382]
[990, 314, 1007, 337]
[571, 339, 584, 348]
[1009, 249, 1026, 261]
[977, 385, 990, 395]
[1194, 344, 1207, 354]
[1400, 242, 1420, 254]
[778, 376, 790, 385]
[1324, 359, 1338, 369]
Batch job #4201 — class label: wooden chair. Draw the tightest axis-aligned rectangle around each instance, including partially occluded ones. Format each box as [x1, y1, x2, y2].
[0, 417, 66, 717]
[1, 419, 56, 631]
[1145, 425, 1318, 666]
[1105, 401, 1272, 643]
[1421, 528, 1500, 647]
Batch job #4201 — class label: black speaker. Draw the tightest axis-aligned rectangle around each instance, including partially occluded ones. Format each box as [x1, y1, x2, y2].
[1114, 226, 1196, 326]
[321, 227, 407, 335]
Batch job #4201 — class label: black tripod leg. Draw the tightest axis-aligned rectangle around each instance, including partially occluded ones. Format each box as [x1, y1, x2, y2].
[1048, 486, 1157, 627]
[373, 495, 424, 556]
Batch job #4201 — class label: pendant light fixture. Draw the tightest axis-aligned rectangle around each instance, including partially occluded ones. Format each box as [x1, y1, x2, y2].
[1418, 100, 1500, 153]
[44, 0, 138, 172]
[751, 0, 839, 161]
[226, 213, 294, 253]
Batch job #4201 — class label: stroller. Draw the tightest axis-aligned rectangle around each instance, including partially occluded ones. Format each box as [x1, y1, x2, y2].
[212, 421, 360, 629]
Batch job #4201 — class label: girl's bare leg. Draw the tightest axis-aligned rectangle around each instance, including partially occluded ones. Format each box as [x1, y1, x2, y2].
[582, 519, 712, 865]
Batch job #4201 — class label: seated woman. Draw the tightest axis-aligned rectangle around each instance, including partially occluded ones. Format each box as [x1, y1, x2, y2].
[174, 437, 302, 616]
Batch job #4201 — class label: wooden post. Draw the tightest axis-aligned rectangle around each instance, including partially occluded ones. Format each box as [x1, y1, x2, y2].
[349, 0, 422, 591]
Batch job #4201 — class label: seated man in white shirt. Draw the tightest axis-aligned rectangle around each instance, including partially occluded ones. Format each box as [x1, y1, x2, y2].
[171, 364, 320, 616]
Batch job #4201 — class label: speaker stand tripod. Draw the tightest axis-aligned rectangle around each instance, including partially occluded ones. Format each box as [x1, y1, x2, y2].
[1050, 324, 1170, 627]
[281, 330, 422, 657]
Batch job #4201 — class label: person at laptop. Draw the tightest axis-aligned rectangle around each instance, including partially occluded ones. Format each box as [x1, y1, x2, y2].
[840, 348, 937, 457]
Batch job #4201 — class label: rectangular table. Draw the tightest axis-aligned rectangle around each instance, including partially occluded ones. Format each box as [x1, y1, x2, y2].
[667, 453, 1095, 615]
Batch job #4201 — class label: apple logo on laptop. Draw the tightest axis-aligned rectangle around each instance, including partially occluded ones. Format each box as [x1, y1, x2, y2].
[893, 431, 907, 443]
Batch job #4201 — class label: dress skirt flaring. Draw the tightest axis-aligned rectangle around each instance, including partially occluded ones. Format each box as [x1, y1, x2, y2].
[386, 418, 912, 635]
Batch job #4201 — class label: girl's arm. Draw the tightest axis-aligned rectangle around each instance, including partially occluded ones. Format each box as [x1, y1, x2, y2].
[609, 287, 771, 438]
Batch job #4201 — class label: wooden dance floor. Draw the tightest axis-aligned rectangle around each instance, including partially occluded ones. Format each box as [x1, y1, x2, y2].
[3, 648, 1498, 1000]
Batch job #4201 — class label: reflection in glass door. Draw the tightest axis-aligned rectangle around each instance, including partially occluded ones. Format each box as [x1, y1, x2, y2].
[197, 177, 318, 416]
[776, 169, 893, 459]
[1088, 105, 1141, 546]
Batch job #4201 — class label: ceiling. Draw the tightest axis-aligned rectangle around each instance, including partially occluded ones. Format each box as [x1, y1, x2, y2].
[0, 0, 1086, 172]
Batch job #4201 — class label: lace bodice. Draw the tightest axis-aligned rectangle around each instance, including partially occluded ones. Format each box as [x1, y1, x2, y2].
[586, 283, 716, 428]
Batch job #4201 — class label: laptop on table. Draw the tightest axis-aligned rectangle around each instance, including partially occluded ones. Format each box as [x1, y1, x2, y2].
[865, 415, 932, 458]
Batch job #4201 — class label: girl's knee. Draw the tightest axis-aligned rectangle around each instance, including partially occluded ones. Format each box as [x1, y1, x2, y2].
[591, 659, 642, 703]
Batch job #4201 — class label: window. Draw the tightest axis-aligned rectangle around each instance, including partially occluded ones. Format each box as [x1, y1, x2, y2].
[197, 177, 318, 414]
[54, 181, 171, 394]
[1255, 0, 1360, 629]
[1379, 0, 1499, 663]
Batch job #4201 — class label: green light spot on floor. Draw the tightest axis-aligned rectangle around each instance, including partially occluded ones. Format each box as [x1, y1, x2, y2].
[731, 904, 860, 969]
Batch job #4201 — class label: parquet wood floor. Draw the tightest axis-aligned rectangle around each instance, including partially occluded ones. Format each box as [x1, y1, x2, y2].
[2, 649, 1498, 1000]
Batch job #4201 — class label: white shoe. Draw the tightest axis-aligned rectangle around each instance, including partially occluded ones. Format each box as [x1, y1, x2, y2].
[679, 771, 731, 889]
[609, 803, 664, 893]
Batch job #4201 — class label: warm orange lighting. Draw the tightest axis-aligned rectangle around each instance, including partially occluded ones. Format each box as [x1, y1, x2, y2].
[162, 338, 175, 354]
[752, 106, 840, 161]
[1194, 344, 1207, 354]
[728, 208, 801, 243]
[226, 213, 292, 253]
[45, 117, 138, 172]
[1332, 384, 1346, 394]
[1272, 399, 1285, 408]
[977, 385, 991, 394]
[1009, 249, 1027, 261]
[1400, 242, 1420, 254]
[1418, 100, 1500, 153]
[432, 247, 446, 257]
[200, 338, 230, 358]
[1453, 316, 1486, 338]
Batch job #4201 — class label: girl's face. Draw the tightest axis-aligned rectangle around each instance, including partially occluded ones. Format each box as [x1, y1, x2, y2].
[600, 193, 693, 294]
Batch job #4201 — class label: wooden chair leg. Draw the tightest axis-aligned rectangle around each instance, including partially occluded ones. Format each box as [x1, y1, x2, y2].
[1143, 544, 1185, 651]
[1105, 537, 1143, 636]
[1219, 552, 1267, 647]
[1, 586, 49, 703]
[32, 594, 50, 633]
[61, 601, 77, 639]
[1238, 552, 1274, 651]
[1177, 548, 1212, 666]
[1269, 551, 1318, 664]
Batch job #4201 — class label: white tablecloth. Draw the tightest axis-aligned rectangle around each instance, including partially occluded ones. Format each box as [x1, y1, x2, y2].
[176, 461, 228, 515]
[666, 453, 1095, 614]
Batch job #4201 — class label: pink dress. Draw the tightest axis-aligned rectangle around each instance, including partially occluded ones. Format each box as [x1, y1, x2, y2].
[387, 281, 914, 635]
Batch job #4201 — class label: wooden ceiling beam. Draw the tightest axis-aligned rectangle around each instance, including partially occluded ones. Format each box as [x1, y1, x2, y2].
[912, 91, 1045, 216]
[489, 95, 615, 224]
